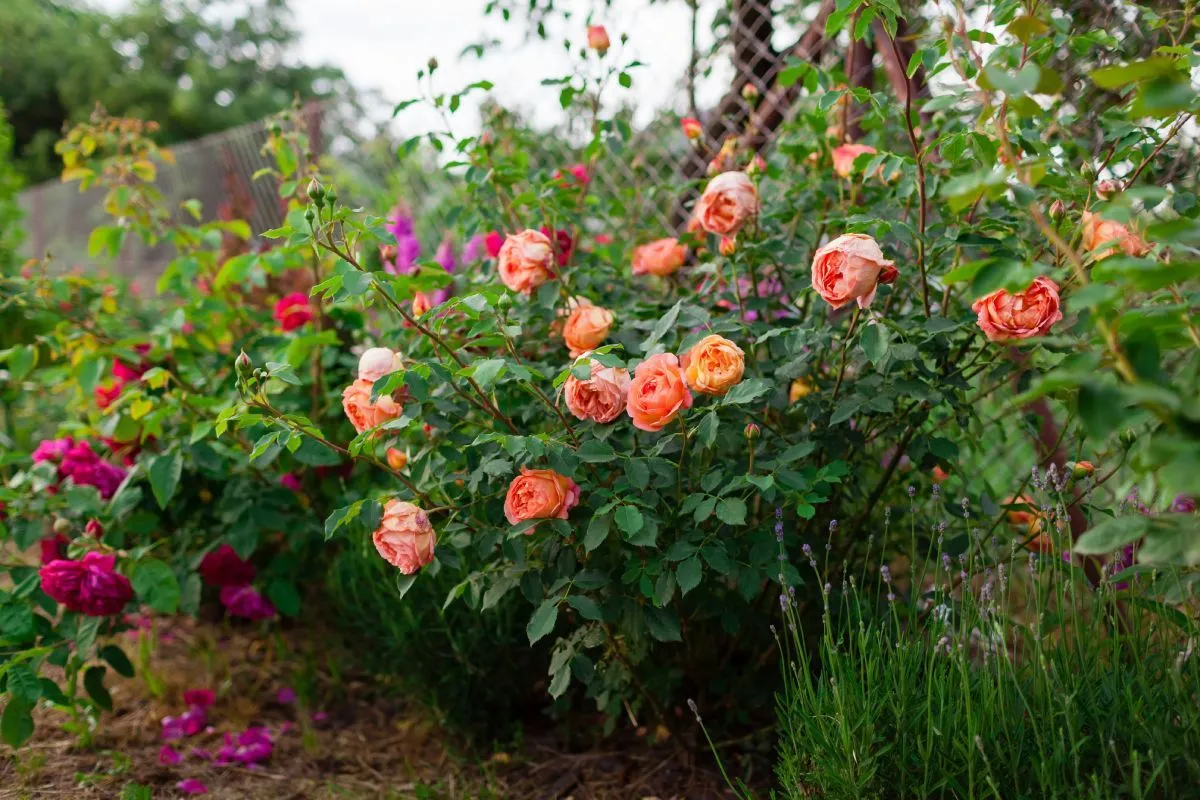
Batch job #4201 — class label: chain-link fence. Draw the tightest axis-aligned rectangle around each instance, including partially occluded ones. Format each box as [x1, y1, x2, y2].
[17, 103, 323, 284]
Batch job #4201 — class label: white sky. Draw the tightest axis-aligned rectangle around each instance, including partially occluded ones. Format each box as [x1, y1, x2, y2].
[93, 0, 737, 137]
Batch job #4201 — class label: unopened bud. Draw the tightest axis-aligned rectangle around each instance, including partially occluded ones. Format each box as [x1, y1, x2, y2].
[587, 25, 611, 53]
[746, 154, 766, 177]
[1119, 429, 1137, 448]
[741, 82, 760, 103]
[427, 56, 439, 72]
[1095, 179, 1120, 201]
[386, 448, 408, 471]
[306, 178, 324, 205]
[324, 187, 338, 206]
[1070, 460, 1095, 478]
[719, 237, 736, 257]
[496, 293, 513, 311]
[85, 519, 104, 538]
[744, 422, 760, 440]
[53, 517, 71, 535]
[235, 351, 252, 379]
[1048, 199, 1066, 220]
[304, 207, 316, 226]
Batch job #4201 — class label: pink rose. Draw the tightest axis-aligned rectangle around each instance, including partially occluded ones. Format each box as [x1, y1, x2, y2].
[632, 238, 687, 277]
[372, 500, 437, 575]
[40, 552, 133, 617]
[358, 347, 402, 383]
[971, 276, 1063, 341]
[693, 171, 758, 236]
[341, 378, 404, 434]
[1080, 211, 1151, 260]
[563, 361, 631, 424]
[497, 230, 556, 294]
[811, 233, 899, 310]
[274, 292, 313, 332]
[626, 353, 693, 432]
[484, 230, 505, 258]
[831, 143, 877, 178]
[504, 468, 580, 526]
[587, 25, 610, 52]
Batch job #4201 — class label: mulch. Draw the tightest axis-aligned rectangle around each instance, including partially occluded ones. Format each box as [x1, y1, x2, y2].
[0, 618, 753, 799]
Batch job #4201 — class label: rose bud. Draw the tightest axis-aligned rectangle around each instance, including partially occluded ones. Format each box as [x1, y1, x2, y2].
[746, 154, 766, 177]
[1070, 460, 1095, 478]
[411, 291, 431, 318]
[53, 517, 71, 535]
[789, 378, 816, 404]
[741, 82, 760, 103]
[235, 351, 252, 379]
[85, 519, 104, 538]
[1095, 179, 1120, 200]
[587, 25, 611, 53]
[744, 422, 761, 440]
[680, 117, 702, 140]
[1048, 199, 1066, 220]
[719, 237, 736, 257]
[386, 448, 409, 471]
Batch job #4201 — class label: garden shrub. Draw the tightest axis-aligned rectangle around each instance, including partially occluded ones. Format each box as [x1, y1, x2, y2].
[0, 0, 1197, 772]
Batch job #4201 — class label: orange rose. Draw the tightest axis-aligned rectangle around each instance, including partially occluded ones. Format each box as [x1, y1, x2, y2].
[681, 117, 702, 140]
[358, 347, 402, 383]
[497, 229, 556, 294]
[719, 237, 736, 257]
[341, 378, 404, 434]
[386, 448, 408, 471]
[372, 500, 436, 574]
[681, 334, 745, 396]
[971, 276, 1063, 342]
[1080, 211, 1151, 260]
[563, 361, 631, 424]
[811, 233, 898, 310]
[693, 171, 758, 236]
[412, 291, 431, 318]
[633, 238, 687, 277]
[563, 302, 615, 357]
[789, 377, 816, 404]
[504, 467, 581, 526]
[831, 143, 877, 178]
[626, 353, 693, 432]
[587, 24, 610, 52]
[1005, 495, 1051, 553]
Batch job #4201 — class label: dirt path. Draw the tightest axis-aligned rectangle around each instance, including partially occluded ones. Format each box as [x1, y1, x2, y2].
[0, 618, 744, 799]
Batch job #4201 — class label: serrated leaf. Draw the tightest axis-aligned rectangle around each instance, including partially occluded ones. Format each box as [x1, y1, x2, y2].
[1, 696, 34, 747]
[677, 557, 702, 594]
[131, 558, 180, 613]
[584, 514, 611, 553]
[644, 606, 681, 642]
[716, 498, 747, 525]
[147, 451, 182, 509]
[567, 594, 604, 621]
[527, 598, 559, 644]
[614, 505, 644, 536]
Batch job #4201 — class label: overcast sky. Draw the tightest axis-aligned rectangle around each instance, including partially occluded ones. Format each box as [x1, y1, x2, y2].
[95, 0, 739, 137]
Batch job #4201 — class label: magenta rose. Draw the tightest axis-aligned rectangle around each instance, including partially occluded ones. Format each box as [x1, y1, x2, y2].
[199, 544, 256, 588]
[40, 552, 133, 616]
[219, 585, 275, 620]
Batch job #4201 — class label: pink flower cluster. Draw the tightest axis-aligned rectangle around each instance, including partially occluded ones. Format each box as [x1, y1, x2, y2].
[33, 437, 127, 499]
[162, 689, 216, 741]
[215, 726, 274, 765]
[199, 544, 274, 620]
[39, 552, 133, 616]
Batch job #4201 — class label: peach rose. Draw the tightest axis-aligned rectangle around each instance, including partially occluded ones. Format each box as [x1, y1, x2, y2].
[587, 24, 610, 52]
[971, 276, 1063, 342]
[497, 229, 556, 294]
[504, 467, 581, 526]
[789, 377, 816, 404]
[563, 361, 631, 424]
[811, 233, 899, 309]
[632, 238, 687, 277]
[693, 171, 758, 236]
[372, 500, 436, 575]
[626, 353, 693, 432]
[831, 143, 877, 178]
[342, 378, 404, 433]
[386, 447, 408, 471]
[563, 302, 615, 357]
[1004, 495, 1051, 553]
[681, 334, 745, 396]
[1080, 211, 1151, 260]
[411, 291, 431, 318]
[358, 347, 402, 383]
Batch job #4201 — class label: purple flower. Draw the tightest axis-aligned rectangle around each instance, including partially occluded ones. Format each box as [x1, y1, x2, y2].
[434, 239, 458, 273]
[176, 778, 208, 795]
[216, 727, 274, 766]
[32, 437, 74, 464]
[219, 585, 276, 620]
[279, 472, 302, 492]
[462, 234, 485, 263]
[57, 440, 127, 499]
[39, 552, 133, 617]
[276, 686, 297, 704]
[159, 745, 183, 766]
[1171, 494, 1196, 514]
[386, 206, 415, 239]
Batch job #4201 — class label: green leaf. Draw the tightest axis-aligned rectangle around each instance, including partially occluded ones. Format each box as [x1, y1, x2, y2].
[640, 300, 682, 353]
[584, 513, 611, 552]
[1074, 516, 1150, 555]
[6, 664, 41, 704]
[1, 696, 34, 747]
[614, 505, 645, 537]
[213, 253, 258, 290]
[100, 645, 135, 678]
[1091, 56, 1181, 89]
[84, 665, 112, 711]
[677, 557, 702, 595]
[471, 358, 507, 390]
[527, 598, 559, 644]
[577, 440, 617, 463]
[697, 412, 719, 448]
[6, 345, 37, 380]
[644, 606, 682, 642]
[723, 378, 770, 405]
[394, 573, 418, 598]
[716, 498, 747, 526]
[131, 558, 180, 613]
[267, 578, 302, 617]
[324, 502, 362, 541]
[859, 323, 890, 364]
[625, 459, 650, 489]
[567, 594, 604, 621]
[147, 451, 183, 509]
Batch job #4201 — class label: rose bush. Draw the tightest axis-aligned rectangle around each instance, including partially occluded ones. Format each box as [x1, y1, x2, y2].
[2, 0, 1198, 752]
